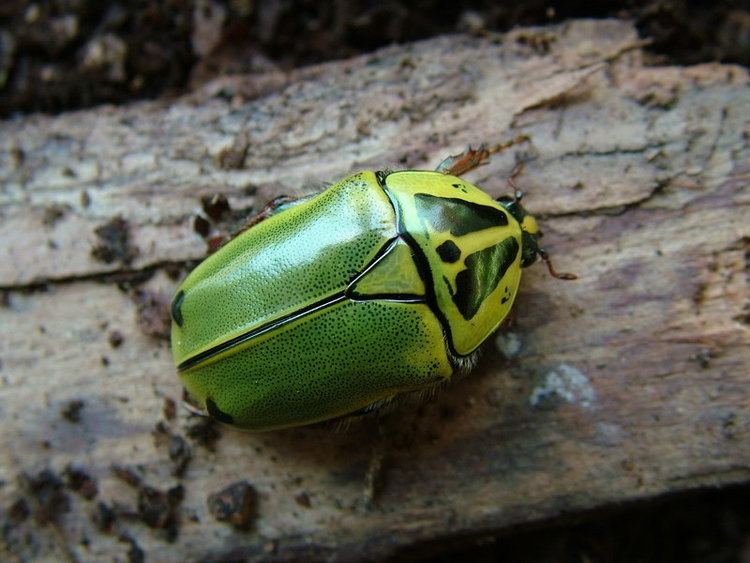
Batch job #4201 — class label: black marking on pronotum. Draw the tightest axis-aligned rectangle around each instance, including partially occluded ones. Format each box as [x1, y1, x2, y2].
[442, 275, 453, 296]
[379, 181, 464, 360]
[171, 290, 185, 327]
[400, 229, 461, 356]
[451, 183, 469, 193]
[452, 237, 519, 320]
[178, 293, 348, 371]
[501, 286, 511, 305]
[436, 240, 461, 263]
[206, 397, 234, 424]
[521, 230, 540, 267]
[414, 194, 508, 237]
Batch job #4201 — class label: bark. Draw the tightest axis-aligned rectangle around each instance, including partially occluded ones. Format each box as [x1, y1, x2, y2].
[1, 20, 748, 562]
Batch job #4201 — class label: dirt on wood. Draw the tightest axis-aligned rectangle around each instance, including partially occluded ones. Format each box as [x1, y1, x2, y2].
[0, 18, 748, 563]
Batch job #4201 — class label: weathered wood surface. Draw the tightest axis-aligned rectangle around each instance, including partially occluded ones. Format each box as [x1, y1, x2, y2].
[1, 19, 749, 562]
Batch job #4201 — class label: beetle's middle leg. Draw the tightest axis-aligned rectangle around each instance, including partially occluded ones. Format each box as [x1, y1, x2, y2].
[203, 195, 296, 253]
[363, 422, 387, 510]
[206, 193, 315, 253]
[435, 135, 530, 176]
[239, 195, 298, 232]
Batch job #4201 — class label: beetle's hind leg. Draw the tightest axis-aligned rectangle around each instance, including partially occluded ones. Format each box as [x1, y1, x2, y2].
[363, 424, 387, 509]
[435, 135, 530, 176]
[319, 404, 391, 509]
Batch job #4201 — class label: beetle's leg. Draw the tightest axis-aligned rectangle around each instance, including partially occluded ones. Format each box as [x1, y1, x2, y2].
[239, 192, 321, 232]
[206, 194, 309, 253]
[538, 248, 578, 280]
[363, 419, 387, 510]
[181, 388, 209, 417]
[204, 196, 296, 252]
[435, 135, 530, 176]
[241, 195, 298, 231]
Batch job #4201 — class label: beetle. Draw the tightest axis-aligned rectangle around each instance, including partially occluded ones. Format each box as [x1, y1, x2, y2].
[170, 142, 574, 430]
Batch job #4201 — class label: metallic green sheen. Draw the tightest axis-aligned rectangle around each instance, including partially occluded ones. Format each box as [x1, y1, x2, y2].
[171, 171, 453, 430]
[173, 172, 396, 359]
[181, 299, 449, 429]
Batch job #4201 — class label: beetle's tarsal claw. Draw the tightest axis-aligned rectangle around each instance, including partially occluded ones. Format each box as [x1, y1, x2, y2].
[181, 388, 208, 417]
[539, 249, 577, 280]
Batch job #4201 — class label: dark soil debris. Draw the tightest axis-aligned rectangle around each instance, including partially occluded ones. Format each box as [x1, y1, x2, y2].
[91, 216, 139, 265]
[132, 289, 171, 341]
[207, 480, 257, 530]
[163, 262, 184, 281]
[163, 397, 177, 420]
[20, 469, 71, 525]
[153, 422, 193, 477]
[185, 416, 221, 451]
[2, 1, 748, 119]
[201, 193, 232, 221]
[106, 269, 157, 292]
[91, 501, 117, 533]
[108, 330, 124, 348]
[294, 492, 312, 508]
[167, 435, 192, 477]
[193, 214, 212, 238]
[42, 203, 69, 226]
[119, 532, 146, 563]
[111, 465, 142, 488]
[7, 497, 30, 524]
[60, 399, 85, 423]
[1, 1, 194, 117]
[64, 465, 98, 500]
[137, 484, 184, 541]
[109, 463, 184, 541]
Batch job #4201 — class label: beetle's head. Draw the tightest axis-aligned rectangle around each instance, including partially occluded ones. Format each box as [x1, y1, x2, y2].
[497, 192, 577, 280]
[497, 192, 541, 268]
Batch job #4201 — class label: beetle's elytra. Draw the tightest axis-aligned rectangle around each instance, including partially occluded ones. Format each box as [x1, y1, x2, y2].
[171, 145, 574, 430]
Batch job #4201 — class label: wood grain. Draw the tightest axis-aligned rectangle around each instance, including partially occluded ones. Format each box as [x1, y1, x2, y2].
[1, 20, 748, 562]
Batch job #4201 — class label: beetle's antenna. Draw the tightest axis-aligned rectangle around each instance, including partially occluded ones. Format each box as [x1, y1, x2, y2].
[538, 248, 577, 280]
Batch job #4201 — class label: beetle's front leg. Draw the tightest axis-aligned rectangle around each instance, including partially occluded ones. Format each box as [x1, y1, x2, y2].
[435, 135, 530, 176]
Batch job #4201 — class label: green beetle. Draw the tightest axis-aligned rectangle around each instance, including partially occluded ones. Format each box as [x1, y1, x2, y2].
[171, 144, 573, 430]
